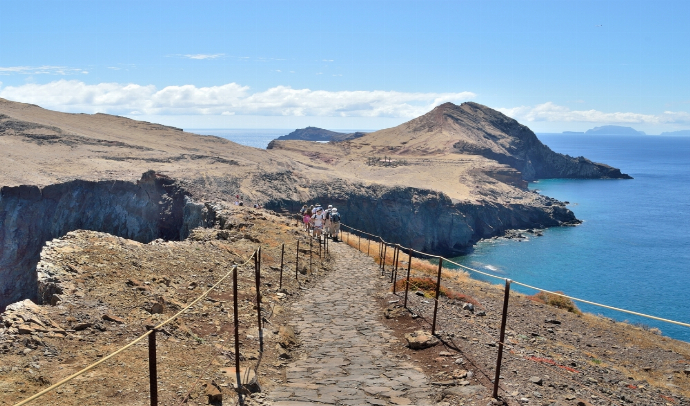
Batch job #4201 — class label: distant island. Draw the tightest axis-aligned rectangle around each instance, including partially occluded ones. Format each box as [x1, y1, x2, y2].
[583, 125, 646, 136]
[560, 125, 690, 137]
[660, 130, 690, 136]
[275, 126, 367, 142]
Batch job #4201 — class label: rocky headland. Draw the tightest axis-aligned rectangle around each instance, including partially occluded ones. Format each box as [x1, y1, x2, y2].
[274, 126, 367, 142]
[0, 98, 631, 309]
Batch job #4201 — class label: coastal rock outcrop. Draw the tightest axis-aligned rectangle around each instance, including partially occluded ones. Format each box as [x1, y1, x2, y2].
[0, 171, 213, 309]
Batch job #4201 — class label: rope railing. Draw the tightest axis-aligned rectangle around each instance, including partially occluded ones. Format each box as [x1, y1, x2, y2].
[12, 248, 259, 406]
[339, 223, 690, 329]
[338, 223, 690, 400]
[13, 231, 333, 406]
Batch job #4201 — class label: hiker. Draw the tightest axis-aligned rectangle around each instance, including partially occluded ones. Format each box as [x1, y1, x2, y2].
[330, 208, 341, 241]
[300, 204, 310, 231]
[311, 207, 326, 238]
[324, 204, 333, 237]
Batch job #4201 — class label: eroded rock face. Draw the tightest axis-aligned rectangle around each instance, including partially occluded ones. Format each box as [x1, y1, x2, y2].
[265, 180, 577, 257]
[0, 171, 213, 309]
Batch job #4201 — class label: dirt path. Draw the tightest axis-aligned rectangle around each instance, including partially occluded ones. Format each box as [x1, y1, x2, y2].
[266, 239, 441, 406]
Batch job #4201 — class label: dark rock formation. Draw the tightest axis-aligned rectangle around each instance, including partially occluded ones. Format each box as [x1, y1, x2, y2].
[262, 177, 578, 258]
[273, 126, 366, 142]
[0, 171, 214, 309]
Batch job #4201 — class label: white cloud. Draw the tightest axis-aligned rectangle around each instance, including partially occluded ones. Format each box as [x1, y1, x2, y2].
[181, 54, 224, 60]
[498, 102, 690, 125]
[0, 79, 475, 118]
[0, 66, 86, 75]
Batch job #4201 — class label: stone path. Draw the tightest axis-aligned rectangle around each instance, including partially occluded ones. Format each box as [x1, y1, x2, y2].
[267, 239, 439, 406]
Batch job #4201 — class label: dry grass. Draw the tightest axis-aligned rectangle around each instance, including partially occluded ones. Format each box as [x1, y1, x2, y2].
[527, 291, 582, 314]
[392, 277, 480, 305]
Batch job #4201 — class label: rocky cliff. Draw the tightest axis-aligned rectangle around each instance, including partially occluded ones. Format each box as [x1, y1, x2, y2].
[0, 171, 214, 309]
[274, 126, 366, 142]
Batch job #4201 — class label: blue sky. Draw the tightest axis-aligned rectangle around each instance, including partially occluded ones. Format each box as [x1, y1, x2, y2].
[1, 0, 689, 133]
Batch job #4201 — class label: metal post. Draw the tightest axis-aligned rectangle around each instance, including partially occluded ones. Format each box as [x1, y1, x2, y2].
[493, 279, 511, 399]
[403, 248, 412, 308]
[391, 245, 400, 291]
[295, 240, 300, 280]
[148, 329, 158, 406]
[378, 241, 383, 270]
[389, 245, 398, 283]
[431, 258, 443, 335]
[309, 237, 313, 274]
[367, 238, 370, 256]
[232, 265, 241, 391]
[279, 243, 284, 289]
[381, 243, 388, 275]
[358, 234, 361, 251]
[255, 248, 263, 352]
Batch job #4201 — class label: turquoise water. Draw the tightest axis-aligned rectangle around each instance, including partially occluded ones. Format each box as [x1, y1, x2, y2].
[189, 129, 690, 341]
[450, 134, 690, 342]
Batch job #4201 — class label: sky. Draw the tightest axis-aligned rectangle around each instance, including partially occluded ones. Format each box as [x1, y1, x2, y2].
[1, 0, 689, 133]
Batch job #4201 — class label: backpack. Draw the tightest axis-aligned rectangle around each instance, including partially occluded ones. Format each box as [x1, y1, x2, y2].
[325, 209, 331, 220]
[331, 212, 341, 223]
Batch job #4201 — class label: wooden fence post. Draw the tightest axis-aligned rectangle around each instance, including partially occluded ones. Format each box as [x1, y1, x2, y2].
[431, 258, 444, 335]
[493, 279, 512, 399]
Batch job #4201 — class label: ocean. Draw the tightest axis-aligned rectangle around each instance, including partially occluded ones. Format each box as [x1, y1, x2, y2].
[190, 129, 690, 341]
[451, 134, 690, 342]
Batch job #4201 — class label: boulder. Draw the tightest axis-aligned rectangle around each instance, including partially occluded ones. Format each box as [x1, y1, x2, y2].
[404, 330, 439, 350]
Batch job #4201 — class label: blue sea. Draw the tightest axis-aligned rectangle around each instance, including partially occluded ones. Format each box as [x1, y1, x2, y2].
[451, 134, 690, 342]
[190, 129, 690, 341]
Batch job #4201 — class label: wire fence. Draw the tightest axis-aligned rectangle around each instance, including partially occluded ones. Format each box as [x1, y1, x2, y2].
[338, 222, 690, 400]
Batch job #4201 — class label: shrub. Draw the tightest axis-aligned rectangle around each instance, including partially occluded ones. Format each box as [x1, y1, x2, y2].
[528, 291, 581, 315]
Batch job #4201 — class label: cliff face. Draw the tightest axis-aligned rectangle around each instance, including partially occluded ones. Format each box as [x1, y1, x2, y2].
[261, 177, 577, 257]
[0, 171, 213, 309]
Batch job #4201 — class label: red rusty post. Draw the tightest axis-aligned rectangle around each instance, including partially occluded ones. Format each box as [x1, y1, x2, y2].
[232, 265, 241, 391]
[403, 248, 412, 308]
[148, 328, 158, 406]
[255, 247, 263, 352]
[493, 279, 512, 399]
[367, 238, 370, 256]
[279, 243, 284, 289]
[431, 258, 444, 335]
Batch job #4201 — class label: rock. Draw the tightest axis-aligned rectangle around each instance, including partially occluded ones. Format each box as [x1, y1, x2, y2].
[476, 311, 486, 316]
[17, 324, 35, 334]
[205, 380, 222, 402]
[404, 330, 439, 350]
[278, 325, 297, 348]
[73, 322, 92, 331]
[529, 376, 543, 385]
[684, 367, 690, 375]
[126, 279, 142, 287]
[545, 319, 561, 324]
[275, 344, 290, 359]
[415, 291, 425, 296]
[49, 294, 62, 306]
[439, 351, 453, 356]
[443, 385, 484, 397]
[384, 306, 406, 319]
[576, 400, 594, 406]
[149, 302, 165, 314]
[102, 314, 125, 324]
[462, 303, 474, 312]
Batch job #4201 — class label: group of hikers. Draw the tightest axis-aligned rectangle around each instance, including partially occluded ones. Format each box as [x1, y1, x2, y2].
[300, 204, 342, 241]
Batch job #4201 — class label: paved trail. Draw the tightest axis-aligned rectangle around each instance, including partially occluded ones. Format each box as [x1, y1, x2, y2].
[267, 239, 439, 406]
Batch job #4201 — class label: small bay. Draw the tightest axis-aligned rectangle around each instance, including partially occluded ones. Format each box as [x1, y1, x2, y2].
[450, 134, 690, 341]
